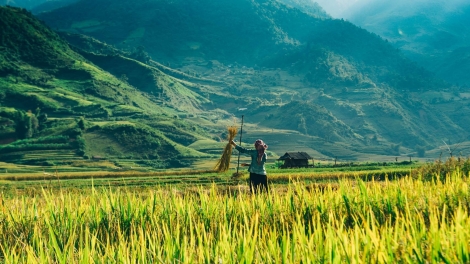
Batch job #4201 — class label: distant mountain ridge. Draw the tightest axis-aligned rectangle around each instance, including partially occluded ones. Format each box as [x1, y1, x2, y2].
[344, 0, 470, 86]
[39, 0, 444, 92]
[277, 0, 330, 19]
[0, 0, 42, 9]
[0, 0, 78, 13]
[2, 3, 470, 167]
[40, 0, 299, 65]
[37, 0, 469, 150]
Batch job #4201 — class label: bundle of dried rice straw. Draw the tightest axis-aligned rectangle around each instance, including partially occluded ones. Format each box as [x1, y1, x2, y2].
[214, 126, 238, 172]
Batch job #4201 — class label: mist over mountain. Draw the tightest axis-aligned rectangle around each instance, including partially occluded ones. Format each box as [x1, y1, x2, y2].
[1, 0, 77, 13]
[313, 0, 359, 18]
[40, 0, 317, 66]
[342, 0, 470, 86]
[1, 0, 46, 9]
[2, 1, 470, 167]
[39, 0, 443, 91]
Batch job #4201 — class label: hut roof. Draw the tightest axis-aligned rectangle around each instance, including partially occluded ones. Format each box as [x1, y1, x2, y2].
[278, 152, 312, 160]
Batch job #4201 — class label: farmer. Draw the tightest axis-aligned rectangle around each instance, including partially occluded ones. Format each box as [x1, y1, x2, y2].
[230, 139, 269, 193]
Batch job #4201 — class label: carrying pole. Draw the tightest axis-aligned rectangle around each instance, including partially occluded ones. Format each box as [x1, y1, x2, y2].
[236, 115, 244, 174]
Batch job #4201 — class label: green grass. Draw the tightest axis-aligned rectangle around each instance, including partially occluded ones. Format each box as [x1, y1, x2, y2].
[0, 106, 17, 114]
[0, 159, 420, 190]
[0, 79, 44, 93]
[90, 121, 135, 127]
[48, 91, 93, 107]
[109, 105, 144, 116]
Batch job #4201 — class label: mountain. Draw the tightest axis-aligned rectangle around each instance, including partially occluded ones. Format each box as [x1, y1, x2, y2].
[1, 0, 78, 13]
[343, 0, 470, 86]
[0, 6, 212, 168]
[1, 0, 46, 9]
[2, 2, 470, 168]
[313, 0, 358, 18]
[31, 0, 77, 13]
[277, 0, 330, 19]
[39, 0, 443, 91]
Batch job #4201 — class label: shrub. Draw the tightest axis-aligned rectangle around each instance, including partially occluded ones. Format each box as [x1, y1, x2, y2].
[0, 143, 72, 153]
[42, 161, 55, 166]
[138, 159, 168, 169]
[77, 117, 86, 130]
[9, 135, 69, 145]
[412, 157, 470, 181]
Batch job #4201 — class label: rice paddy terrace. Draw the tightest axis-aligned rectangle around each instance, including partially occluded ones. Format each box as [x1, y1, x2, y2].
[0, 158, 469, 262]
[0, 157, 420, 194]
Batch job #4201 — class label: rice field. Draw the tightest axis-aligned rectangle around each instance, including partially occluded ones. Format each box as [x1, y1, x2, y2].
[0, 165, 469, 263]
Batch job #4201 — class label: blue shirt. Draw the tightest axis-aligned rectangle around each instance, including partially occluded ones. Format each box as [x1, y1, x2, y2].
[235, 145, 267, 175]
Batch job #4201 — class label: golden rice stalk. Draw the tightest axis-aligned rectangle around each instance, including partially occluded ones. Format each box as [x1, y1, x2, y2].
[214, 126, 238, 172]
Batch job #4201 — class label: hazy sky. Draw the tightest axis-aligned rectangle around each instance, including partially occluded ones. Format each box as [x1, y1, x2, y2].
[314, 0, 470, 18]
[313, 0, 361, 18]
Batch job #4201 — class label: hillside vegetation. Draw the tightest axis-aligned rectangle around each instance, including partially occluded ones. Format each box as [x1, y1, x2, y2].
[39, 0, 443, 91]
[2, 1, 470, 169]
[0, 6, 213, 168]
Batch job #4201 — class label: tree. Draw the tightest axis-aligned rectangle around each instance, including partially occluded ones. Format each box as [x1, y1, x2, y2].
[75, 136, 87, 156]
[0, 92, 5, 106]
[415, 146, 426, 157]
[131, 46, 151, 63]
[120, 74, 129, 84]
[30, 114, 38, 134]
[38, 113, 47, 123]
[15, 111, 32, 139]
[77, 117, 86, 131]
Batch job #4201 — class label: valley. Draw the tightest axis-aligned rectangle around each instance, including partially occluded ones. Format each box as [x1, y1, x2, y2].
[1, 1, 469, 172]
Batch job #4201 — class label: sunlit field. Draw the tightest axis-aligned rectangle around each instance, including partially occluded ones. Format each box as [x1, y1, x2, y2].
[2, 1, 470, 263]
[1, 159, 469, 263]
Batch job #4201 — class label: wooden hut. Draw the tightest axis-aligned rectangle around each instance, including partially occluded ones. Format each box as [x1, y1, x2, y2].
[278, 152, 312, 168]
